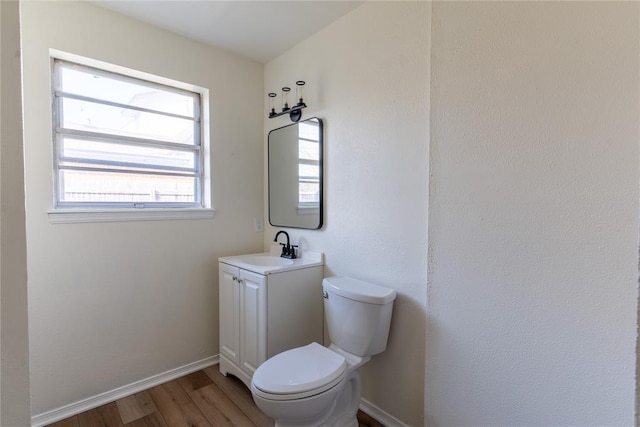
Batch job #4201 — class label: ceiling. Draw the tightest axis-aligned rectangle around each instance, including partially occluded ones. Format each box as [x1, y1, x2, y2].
[90, 1, 365, 63]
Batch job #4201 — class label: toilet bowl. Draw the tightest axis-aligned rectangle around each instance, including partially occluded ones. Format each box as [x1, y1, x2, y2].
[251, 342, 354, 426]
[250, 276, 396, 427]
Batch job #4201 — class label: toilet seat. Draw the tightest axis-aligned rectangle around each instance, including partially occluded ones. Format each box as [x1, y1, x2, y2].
[252, 342, 347, 401]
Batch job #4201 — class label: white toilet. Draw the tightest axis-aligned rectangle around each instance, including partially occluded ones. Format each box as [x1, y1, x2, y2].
[250, 276, 396, 427]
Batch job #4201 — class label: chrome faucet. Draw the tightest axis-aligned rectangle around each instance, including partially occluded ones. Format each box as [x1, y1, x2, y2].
[274, 231, 297, 259]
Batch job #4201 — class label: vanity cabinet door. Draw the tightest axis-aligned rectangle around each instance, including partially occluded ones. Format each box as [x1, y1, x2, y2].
[239, 269, 267, 377]
[219, 263, 240, 366]
[218, 257, 322, 389]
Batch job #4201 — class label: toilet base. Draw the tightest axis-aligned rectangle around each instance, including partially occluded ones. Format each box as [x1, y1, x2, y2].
[264, 371, 362, 427]
[274, 416, 358, 427]
[274, 414, 358, 427]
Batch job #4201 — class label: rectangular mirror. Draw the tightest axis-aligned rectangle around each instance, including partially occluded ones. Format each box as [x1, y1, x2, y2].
[268, 117, 323, 229]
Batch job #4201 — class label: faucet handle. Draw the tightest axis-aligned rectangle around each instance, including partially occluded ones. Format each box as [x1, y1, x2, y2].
[290, 245, 298, 259]
[279, 243, 288, 256]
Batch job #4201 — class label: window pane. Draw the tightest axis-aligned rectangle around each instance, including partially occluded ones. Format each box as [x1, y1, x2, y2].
[61, 98, 195, 145]
[299, 182, 320, 203]
[298, 122, 319, 141]
[299, 164, 319, 178]
[59, 170, 197, 204]
[61, 138, 196, 171]
[59, 64, 195, 117]
[53, 58, 205, 210]
[299, 140, 319, 161]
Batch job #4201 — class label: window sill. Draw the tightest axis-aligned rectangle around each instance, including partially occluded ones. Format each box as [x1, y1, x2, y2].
[48, 208, 216, 224]
[297, 206, 319, 215]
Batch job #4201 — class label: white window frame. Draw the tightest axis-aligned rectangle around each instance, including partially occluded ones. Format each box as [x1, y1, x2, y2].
[47, 52, 214, 224]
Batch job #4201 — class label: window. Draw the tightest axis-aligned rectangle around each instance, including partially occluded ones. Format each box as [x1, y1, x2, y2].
[52, 58, 207, 215]
[297, 119, 320, 212]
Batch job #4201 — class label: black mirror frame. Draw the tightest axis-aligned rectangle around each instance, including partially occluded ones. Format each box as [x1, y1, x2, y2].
[268, 117, 323, 230]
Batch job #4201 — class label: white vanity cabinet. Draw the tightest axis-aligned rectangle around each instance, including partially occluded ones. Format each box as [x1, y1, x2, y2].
[218, 251, 324, 388]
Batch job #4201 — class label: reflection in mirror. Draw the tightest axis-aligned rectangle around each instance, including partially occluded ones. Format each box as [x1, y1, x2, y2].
[268, 117, 323, 229]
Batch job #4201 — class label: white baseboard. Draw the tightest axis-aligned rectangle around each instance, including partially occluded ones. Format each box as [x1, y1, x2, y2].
[360, 397, 408, 427]
[31, 355, 219, 427]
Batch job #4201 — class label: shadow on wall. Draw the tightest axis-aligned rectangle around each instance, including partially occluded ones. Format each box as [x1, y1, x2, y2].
[424, 315, 439, 427]
[367, 292, 426, 423]
[325, 267, 427, 425]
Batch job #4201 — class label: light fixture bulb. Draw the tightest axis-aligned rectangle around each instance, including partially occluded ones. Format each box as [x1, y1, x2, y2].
[268, 92, 277, 115]
[296, 81, 305, 105]
[282, 87, 291, 111]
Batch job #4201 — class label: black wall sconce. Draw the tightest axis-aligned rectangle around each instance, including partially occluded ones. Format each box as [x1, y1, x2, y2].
[268, 80, 306, 122]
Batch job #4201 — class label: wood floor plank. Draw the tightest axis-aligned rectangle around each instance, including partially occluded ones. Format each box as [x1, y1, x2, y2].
[192, 382, 256, 427]
[47, 414, 80, 427]
[76, 402, 124, 427]
[116, 391, 158, 424]
[123, 412, 168, 427]
[357, 409, 385, 427]
[157, 379, 193, 405]
[203, 367, 274, 427]
[178, 370, 214, 394]
[148, 381, 212, 427]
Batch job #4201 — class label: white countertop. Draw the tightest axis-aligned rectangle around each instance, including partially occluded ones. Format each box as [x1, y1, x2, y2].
[219, 246, 324, 275]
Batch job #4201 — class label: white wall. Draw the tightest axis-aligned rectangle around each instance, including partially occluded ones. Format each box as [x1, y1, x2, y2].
[18, 1, 640, 425]
[428, 2, 639, 426]
[265, 2, 431, 425]
[21, 1, 264, 416]
[0, 1, 31, 425]
[268, 1, 639, 425]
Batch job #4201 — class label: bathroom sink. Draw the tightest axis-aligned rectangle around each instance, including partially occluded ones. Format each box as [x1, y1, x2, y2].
[219, 251, 323, 275]
[241, 256, 294, 267]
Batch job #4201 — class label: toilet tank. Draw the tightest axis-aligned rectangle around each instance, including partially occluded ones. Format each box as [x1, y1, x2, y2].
[322, 276, 396, 357]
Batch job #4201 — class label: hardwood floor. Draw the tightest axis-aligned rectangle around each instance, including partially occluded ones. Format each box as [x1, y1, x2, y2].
[47, 366, 384, 427]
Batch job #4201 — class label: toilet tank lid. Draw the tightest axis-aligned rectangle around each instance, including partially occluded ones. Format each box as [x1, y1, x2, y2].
[322, 276, 396, 305]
